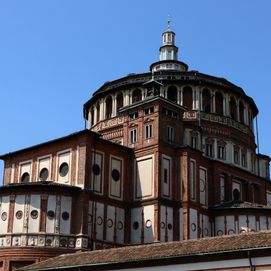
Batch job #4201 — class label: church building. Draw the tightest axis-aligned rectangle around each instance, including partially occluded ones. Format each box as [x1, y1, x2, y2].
[0, 22, 270, 270]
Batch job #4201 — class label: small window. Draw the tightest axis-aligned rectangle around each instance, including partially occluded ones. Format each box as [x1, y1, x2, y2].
[47, 210, 55, 220]
[59, 162, 69, 177]
[39, 168, 49, 181]
[130, 129, 137, 144]
[233, 188, 240, 201]
[218, 146, 226, 160]
[205, 143, 214, 157]
[111, 169, 120, 181]
[145, 124, 152, 139]
[144, 107, 154, 115]
[167, 126, 174, 142]
[164, 168, 168, 183]
[92, 164, 101, 175]
[129, 112, 138, 120]
[234, 148, 240, 164]
[21, 172, 30, 183]
[241, 151, 247, 167]
[62, 212, 70, 221]
[191, 135, 197, 149]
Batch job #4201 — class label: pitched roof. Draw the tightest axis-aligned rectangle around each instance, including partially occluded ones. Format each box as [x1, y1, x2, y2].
[20, 230, 271, 270]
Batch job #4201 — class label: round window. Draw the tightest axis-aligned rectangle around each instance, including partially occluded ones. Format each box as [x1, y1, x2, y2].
[107, 219, 113, 228]
[59, 163, 69, 177]
[30, 210, 38, 219]
[62, 212, 69, 221]
[21, 172, 30, 183]
[16, 210, 23, 220]
[111, 169, 120, 181]
[92, 164, 101, 175]
[118, 221, 124, 230]
[145, 219, 152, 228]
[133, 221, 139, 230]
[47, 210, 55, 219]
[39, 168, 49, 181]
[1, 212, 7, 221]
[233, 188, 240, 201]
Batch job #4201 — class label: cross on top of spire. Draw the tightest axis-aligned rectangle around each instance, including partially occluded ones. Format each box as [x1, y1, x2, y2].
[167, 15, 171, 29]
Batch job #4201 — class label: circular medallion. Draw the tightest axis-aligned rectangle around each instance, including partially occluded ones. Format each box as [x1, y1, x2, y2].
[217, 230, 223, 236]
[30, 210, 38, 219]
[111, 169, 120, 181]
[59, 162, 69, 177]
[97, 216, 103, 225]
[191, 223, 196, 232]
[1, 212, 7, 221]
[39, 168, 49, 181]
[16, 210, 23, 220]
[133, 221, 139, 230]
[118, 221, 124, 230]
[47, 210, 55, 219]
[62, 212, 69, 221]
[168, 223, 173, 230]
[160, 222, 165, 229]
[107, 218, 113, 228]
[200, 179, 205, 192]
[92, 164, 101, 175]
[228, 229, 235, 235]
[145, 219, 152, 228]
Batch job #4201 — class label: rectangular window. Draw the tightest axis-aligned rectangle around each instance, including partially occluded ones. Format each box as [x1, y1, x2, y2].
[205, 143, 213, 157]
[191, 136, 197, 149]
[129, 112, 138, 120]
[164, 168, 168, 183]
[130, 129, 137, 144]
[144, 107, 154, 115]
[234, 147, 240, 164]
[218, 146, 226, 160]
[241, 151, 247, 167]
[167, 126, 174, 142]
[145, 124, 152, 139]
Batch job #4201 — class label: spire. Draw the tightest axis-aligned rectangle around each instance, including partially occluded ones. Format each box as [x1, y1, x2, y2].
[167, 15, 171, 30]
[160, 18, 177, 60]
[149, 20, 188, 72]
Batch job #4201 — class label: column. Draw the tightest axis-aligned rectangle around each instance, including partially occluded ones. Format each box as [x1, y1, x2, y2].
[100, 99, 105, 120]
[180, 89, 183, 106]
[112, 95, 117, 117]
[222, 95, 226, 116]
[212, 91, 216, 113]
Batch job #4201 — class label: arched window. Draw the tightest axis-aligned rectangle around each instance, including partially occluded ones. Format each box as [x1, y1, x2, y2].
[230, 97, 237, 121]
[96, 103, 100, 122]
[202, 88, 211, 113]
[132, 89, 142, 103]
[116, 92, 123, 114]
[167, 86, 177, 103]
[105, 96, 113, 119]
[215, 92, 224, 115]
[183, 86, 193, 110]
[239, 101, 245, 124]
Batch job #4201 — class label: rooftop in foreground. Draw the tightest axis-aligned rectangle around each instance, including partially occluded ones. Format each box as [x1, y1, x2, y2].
[19, 230, 271, 270]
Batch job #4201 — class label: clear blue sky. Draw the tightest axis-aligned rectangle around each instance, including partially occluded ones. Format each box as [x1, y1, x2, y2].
[0, 0, 270, 181]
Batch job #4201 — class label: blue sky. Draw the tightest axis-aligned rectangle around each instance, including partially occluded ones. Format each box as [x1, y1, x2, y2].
[0, 0, 270, 181]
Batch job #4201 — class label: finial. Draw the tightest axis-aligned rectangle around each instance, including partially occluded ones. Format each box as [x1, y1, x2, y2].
[167, 15, 171, 29]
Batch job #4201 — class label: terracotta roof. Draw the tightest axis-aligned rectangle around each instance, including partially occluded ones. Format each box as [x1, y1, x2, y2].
[19, 230, 271, 270]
